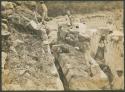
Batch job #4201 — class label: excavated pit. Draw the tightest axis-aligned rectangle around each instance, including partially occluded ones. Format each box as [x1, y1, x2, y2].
[1, 1, 124, 90]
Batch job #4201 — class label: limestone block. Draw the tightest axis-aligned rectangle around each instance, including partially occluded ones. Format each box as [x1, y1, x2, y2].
[1, 2, 14, 10]
[86, 29, 101, 57]
[58, 48, 108, 90]
[90, 59, 109, 88]
[112, 75, 124, 90]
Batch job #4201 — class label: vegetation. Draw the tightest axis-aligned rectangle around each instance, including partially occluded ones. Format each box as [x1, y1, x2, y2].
[45, 1, 123, 17]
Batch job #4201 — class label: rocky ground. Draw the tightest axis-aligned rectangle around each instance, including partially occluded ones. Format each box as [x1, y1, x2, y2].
[1, 1, 124, 90]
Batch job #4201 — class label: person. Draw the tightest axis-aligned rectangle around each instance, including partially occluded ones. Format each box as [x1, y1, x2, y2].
[31, 2, 40, 24]
[40, 1, 49, 24]
[65, 9, 73, 26]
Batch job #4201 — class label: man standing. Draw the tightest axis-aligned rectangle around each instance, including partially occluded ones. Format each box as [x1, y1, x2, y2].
[66, 9, 73, 26]
[40, 1, 48, 23]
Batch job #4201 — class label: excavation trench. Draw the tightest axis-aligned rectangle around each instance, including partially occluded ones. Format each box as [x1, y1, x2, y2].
[95, 36, 114, 89]
[5, 19, 117, 90]
[99, 64, 113, 89]
[54, 57, 69, 90]
[2, 1, 124, 90]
